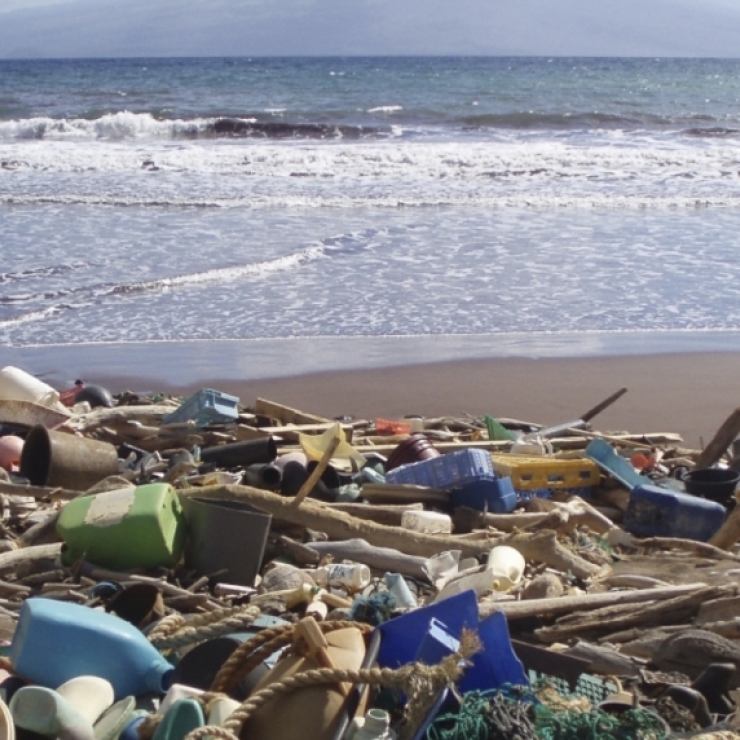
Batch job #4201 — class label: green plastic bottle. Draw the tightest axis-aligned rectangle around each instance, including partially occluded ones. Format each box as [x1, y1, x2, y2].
[56, 482, 186, 570]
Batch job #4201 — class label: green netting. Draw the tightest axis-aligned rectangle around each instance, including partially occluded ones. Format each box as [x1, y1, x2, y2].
[425, 688, 670, 740]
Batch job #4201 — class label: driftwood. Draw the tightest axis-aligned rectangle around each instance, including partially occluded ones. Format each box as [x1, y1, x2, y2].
[254, 398, 331, 425]
[633, 536, 740, 562]
[270, 535, 322, 566]
[697, 594, 740, 626]
[710, 506, 740, 551]
[327, 502, 424, 527]
[480, 582, 706, 621]
[0, 481, 79, 501]
[695, 407, 740, 469]
[303, 538, 433, 581]
[453, 508, 548, 534]
[66, 404, 178, 432]
[563, 640, 641, 677]
[179, 484, 602, 578]
[0, 543, 62, 576]
[535, 585, 725, 643]
[454, 498, 614, 536]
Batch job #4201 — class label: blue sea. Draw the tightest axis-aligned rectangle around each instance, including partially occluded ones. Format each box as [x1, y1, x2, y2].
[3, 56, 740, 385]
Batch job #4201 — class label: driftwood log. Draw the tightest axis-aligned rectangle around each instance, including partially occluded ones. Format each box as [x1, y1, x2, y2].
[534, 585, 730, 643]
[327, 503, 424, 527]
[480, 582, 706, 620]
[633, 536, 740, 562]
[710, 506, 740, 551]
[302, 538, 433, 581]
[178, 484, 603, 579]
[454, 498, 614, 536]
[0, 543, 62, 577]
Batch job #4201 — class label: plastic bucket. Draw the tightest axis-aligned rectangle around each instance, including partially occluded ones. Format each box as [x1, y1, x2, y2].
[683, 468, 740, 505]
[20, 426, 119, 491]
[180, 497, 271, 586]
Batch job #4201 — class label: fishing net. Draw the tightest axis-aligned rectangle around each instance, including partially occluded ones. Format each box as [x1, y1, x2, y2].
[425, 687, 670, 740]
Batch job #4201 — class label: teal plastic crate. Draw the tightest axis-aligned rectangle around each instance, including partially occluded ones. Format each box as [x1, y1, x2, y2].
[163, 388, 239, 427]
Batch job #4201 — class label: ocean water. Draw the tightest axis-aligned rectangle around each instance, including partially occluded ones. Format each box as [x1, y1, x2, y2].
[3, 56, 740, 383]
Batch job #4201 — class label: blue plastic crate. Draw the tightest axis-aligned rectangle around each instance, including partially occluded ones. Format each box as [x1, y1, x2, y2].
[450, 477, 517, 513]
[386, 448, 497, 490]
[163, 388, 239, 427]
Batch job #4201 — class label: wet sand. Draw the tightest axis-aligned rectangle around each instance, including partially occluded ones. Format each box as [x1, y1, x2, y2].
[89, 352, 740, 450]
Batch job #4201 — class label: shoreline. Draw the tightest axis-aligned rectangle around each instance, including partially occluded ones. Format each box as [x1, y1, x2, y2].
[3, 336, 740, 449]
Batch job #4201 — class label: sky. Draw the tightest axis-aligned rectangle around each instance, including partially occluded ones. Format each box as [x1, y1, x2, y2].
[1, 0, 740, 59]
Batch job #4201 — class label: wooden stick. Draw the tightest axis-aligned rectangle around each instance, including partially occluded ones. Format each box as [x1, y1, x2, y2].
[581, 387, 629, 423]
[695, 407, 740, 469]
[254, 398, 330, 425]
[709, 506, 740, 551]
[290, 435, 341, 508]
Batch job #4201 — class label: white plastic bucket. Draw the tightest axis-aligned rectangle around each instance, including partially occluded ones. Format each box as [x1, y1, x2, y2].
[0, 366, 60, 407]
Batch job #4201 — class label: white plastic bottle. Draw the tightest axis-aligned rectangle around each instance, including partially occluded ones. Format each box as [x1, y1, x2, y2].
[305, 563, 371, 592]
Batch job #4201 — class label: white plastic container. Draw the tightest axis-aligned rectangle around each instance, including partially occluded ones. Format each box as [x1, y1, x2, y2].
[384, 573, 417, 609]
[306, 563, 372, 592]
[434, 569, 500, 603]
[511, 436, 553, 456]
[486, 545, 526, 589]
[348, 708, 396, 740]
[0, 366, 60, 407]
[401, 510, 452, 535]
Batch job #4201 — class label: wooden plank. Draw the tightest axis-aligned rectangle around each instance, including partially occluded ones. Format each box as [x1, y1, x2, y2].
[254, 398, 331, 425]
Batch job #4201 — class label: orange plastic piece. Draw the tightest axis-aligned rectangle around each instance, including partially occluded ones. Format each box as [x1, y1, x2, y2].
[375, 418, 412, 436]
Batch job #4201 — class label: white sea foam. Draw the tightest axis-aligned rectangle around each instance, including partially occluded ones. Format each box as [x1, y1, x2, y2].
[2, 136, 740, 208]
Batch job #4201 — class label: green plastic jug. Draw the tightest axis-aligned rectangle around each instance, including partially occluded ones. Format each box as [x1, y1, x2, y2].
[57, 482, 186, 570]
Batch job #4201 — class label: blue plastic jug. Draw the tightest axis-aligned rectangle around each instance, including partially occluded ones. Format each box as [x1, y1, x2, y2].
[11, 599, 173, 699]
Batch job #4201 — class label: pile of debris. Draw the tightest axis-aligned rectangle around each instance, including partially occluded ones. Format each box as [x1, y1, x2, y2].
[1, 365, 740, 740]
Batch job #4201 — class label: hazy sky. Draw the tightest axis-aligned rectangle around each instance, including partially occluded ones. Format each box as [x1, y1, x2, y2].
[1, 0, 740, 59]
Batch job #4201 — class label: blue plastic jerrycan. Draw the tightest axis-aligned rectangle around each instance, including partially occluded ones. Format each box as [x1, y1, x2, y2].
[11, 598, 174, 699]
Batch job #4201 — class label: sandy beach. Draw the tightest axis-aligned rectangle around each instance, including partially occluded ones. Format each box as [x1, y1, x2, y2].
[77, 351, 740, 451]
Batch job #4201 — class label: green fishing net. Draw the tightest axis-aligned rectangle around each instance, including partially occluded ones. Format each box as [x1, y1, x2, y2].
[425, 688, 669, 740]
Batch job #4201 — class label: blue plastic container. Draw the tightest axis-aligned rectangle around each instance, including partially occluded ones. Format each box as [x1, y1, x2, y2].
[386, 448, 497, 490]
[11, 599, 173, 699]
[450, 477, 517, 513]
[163, 388, 239, 427]
[624, 484, 726, 542]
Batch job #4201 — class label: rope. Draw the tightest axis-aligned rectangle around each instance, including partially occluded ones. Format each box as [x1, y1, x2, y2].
[210, 620, 374, 694]
[186, 651, 473, 740]
[147, 605, 261, 650]
[137, 691, 233, 740]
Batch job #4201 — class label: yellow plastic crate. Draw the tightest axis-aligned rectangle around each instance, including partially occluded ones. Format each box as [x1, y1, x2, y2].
[491, 454, 600, 490]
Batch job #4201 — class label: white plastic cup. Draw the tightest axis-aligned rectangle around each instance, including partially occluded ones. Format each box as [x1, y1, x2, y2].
[0, 366, 60, 407]
[486, 545, 526, 589]
[401, 510, 452, 535]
